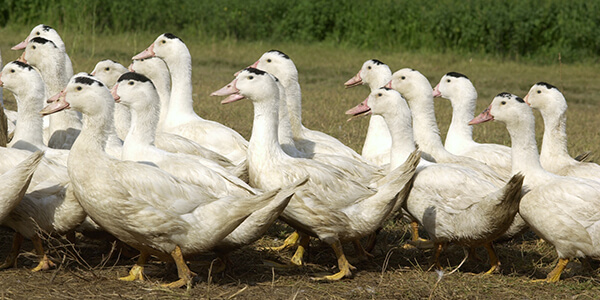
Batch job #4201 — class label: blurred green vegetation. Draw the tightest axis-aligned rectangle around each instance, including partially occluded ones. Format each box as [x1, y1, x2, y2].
[1, 0, 599, 63]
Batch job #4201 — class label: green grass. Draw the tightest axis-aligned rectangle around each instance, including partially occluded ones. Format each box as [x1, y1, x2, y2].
[1, 27, 600, 298]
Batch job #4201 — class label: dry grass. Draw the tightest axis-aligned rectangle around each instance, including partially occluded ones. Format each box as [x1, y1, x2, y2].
[1, 27, 600, 299]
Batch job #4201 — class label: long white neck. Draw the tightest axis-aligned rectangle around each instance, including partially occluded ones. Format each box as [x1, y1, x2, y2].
[10, 87, 46, 150]
[539, 108, 573, 167]
[380, 109, 417, 171]
[277, 89, 297, 151]
[154, 74, 172, 132]
[249, 96, 287, 165]
[407, 92, 449, 161]
[124, 100, 159, 151]
[164, 50, 199, 126]
[71, 107, 111, 156]
[281, 75, 304, 137]
[505, 114, 553, 186]
[444, 88, 477, 151]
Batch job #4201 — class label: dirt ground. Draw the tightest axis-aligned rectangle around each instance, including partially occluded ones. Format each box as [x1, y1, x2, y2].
[1, 220, 599, 300]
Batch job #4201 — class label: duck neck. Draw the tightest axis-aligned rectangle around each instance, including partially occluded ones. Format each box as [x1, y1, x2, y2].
[125, 102, 159, 148]
[505, 115, 551, 184]
[155, 75, 172, 132]
[71, 108, 110, 155]
[539, 109, 572, 165]
[278, 92, 297, 149]
[407, 93, 448, 160]
[282, 76, 304, 138]
[11, 90, 45, 149]
[165, 50, 198, 124]
[381, 110, 416, 171]
[249, 96, 286, 161]
[445, 90, 477, 150]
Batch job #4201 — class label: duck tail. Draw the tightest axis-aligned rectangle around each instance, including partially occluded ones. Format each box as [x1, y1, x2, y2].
[0, 151, 44, 221]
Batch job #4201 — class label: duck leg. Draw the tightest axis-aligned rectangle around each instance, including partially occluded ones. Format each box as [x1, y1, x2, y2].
[31, 234, 56, 272]
[0, 233, 24, 269]
[119, 251, 149, 281]
[534, 258, 569, 283]
[162, 245, 196, 289]
[312, 239, 355, 281]
[290, 233, 310, 266]
[483, 242, 500, 274]
[263, 231, 299, 252]
[430, 242, 446, 270]
[406, 220, 433, 249]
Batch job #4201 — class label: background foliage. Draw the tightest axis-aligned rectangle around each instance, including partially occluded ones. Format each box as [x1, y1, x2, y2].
[1, 0, 599, 63]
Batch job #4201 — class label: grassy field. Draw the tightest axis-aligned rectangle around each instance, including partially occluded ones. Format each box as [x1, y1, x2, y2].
[1, 27, 600, 299]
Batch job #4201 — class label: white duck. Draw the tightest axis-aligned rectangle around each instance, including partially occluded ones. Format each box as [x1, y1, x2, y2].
[344, 59, 393, 166]
[0, 61, 69, 166]
[128, 57, 237, 173]
[132, 33, 249, 166]
[470, 92, 600, 282]
[247, 50, 369, 163]
[90, 59, 131, 143]
[22, 37, 81, 150]
[113, 71, 308, 260]
[433, 72, 512, 179]
[0, 151, 43, 222]
[347, 87, 524, 273]
[12, 24, 74, 78]
[40, 73, 298, 288]
[0, 49, 17, 136]
[524, 82, 600, 181]
[215, 67, 420, 281]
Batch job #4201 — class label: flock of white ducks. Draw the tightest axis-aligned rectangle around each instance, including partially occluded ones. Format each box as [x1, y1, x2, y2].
[0, 24, 597, 286]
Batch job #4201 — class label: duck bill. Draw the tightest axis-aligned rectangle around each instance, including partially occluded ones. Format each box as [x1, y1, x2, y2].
[432, 83, 442, 97]
[41, 91, 70, 115]
[345, 98, 372, 121]
[111, 84, 121, 102]
[211, 79, 238, 97]
[11, 39, 28, 50]
[344, 72, 363, 88]
[384, 81, 393, 89]
[132, 43, 155, 60]
[523, 93, 531, 106]
[468, 105, 494, 125]
[17, 52, 27, 63]
[221, 94, 245, 104]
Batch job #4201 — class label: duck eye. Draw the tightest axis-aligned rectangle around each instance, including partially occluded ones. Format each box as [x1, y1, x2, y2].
[128, 81, 134, 85]
[401, 76, 406, 80]
[537, 90, 541, 94]
[248, 76, 254, 80]
[267, 59, 272, 63]
[36, 31, 40, 35]
[76, 86, 82, 91]
[10, 69, 15, 73]
[161, 40, 166, 44]
[105, 67, 110, 71]
[377, 93, 382, 97]
[367, 66, 372, 70]
[447, 79, 451, 83]
[32, 45, 36, 50]
[501, 101, 506, 105]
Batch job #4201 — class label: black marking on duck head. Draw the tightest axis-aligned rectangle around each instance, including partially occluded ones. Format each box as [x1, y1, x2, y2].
[12, 61, 34, 71]
[496, 92, 513, 99]
[446, 72, 469, 80]
[41, 25, 53, 32]
[30, 37, 56, 47]
[536, 82, 558, 91]
[267, 50, 290, 59]
[371, 59, 385, 65]
[380, 87, 393, 91]
[515, 96, 525, 103]
[74, 76, 104, 87]
[245, 67, 267, 76]
[163, 33, 183, 43]
[117, 72, 154, 86]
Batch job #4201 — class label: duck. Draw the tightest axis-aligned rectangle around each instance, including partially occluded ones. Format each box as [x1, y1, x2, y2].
[22, 36, 81, 150]
[344, 59, 393, 167]
[0, 49, 17, 136]
[132, 33, 249, 166]
[470, 92, 600, 282]
[247, 50, 369, 164]
[385, 68, 527, 241]
[40, 73, 302, 288]
[0, 60, 69, 166]
[433, 72, 512, 179]
[90, 59, 131, 143]
[347, 87, 524, 273]
[523, 82, 600, 181]
[0, 151, 43, 222]
[128, 57, 238, 174]
[12, 24, 74, 78]
[215, 67, 420, 280]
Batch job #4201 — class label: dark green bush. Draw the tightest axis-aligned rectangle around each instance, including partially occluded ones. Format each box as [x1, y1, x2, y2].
[1, 0, 598, 63]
